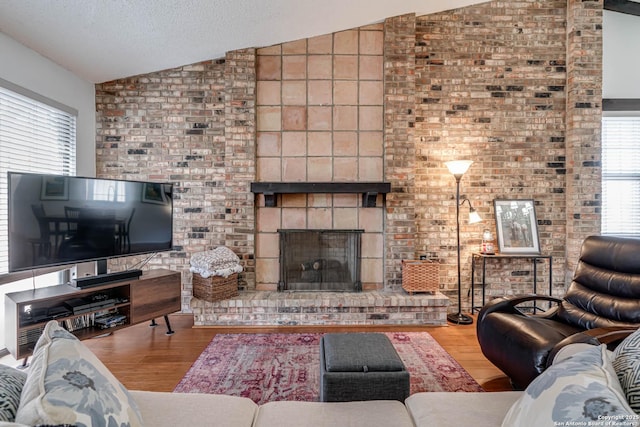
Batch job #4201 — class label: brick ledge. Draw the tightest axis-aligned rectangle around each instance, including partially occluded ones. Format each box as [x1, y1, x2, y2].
[191, 290, 449, 326]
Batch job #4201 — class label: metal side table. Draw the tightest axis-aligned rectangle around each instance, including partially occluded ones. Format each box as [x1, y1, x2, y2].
[470, 252, 552, 313]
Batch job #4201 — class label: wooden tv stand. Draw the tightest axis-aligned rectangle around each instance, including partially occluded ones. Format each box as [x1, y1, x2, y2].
[5, 269, 181, 360]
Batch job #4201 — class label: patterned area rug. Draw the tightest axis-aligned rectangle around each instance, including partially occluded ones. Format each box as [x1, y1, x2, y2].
[173, 332, 483, 404]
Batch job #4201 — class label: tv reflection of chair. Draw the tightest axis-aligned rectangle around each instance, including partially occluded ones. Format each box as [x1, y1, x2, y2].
[121, 208, 135, 253]
[59, 209, 119, 260]
[64, 206, 82, 239]
[29, 204, 52, 263]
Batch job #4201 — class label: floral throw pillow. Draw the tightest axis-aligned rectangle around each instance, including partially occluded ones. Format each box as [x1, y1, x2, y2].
[0, 364, 27, 422]
[15, 321, 144, 427]
[502, 345, 639, 427]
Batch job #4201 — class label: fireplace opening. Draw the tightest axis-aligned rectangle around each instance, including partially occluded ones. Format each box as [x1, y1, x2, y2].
[278, 229, 363, 292]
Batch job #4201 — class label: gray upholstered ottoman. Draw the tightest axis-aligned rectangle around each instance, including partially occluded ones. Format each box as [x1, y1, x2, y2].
[319, 333, 410, 402]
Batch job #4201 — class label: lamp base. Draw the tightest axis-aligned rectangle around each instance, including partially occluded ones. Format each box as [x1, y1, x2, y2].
[447, 312, 474, 325]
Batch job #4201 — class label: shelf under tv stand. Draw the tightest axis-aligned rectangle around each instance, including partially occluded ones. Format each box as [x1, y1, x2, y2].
[5, 268, 181, 360]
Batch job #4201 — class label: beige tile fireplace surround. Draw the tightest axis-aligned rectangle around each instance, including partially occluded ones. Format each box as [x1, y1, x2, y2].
[254, 26, 387, 293]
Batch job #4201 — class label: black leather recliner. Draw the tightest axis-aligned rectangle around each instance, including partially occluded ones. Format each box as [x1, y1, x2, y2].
[477, 235, 640, 389]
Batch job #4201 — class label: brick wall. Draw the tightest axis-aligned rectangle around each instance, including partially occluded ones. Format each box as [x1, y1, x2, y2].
[411, 0, 601, 306]
[95, 0, 603, 313]
[383, 14, 417, 290]
[223, 49, 257, 289]
[565, 0, 603, 280]
[95, 57, 256, 310]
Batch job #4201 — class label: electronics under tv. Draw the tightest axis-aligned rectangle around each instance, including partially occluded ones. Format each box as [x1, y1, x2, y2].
[8, 172, 174, 288]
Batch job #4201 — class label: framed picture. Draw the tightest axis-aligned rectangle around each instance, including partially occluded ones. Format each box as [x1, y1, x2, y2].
[142, 182, 167, 204]
[493, 199, 540, 254]
[40, 176, 68, 200]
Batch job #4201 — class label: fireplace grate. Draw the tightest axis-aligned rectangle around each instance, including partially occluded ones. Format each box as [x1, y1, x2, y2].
[278, 229, 363, 292]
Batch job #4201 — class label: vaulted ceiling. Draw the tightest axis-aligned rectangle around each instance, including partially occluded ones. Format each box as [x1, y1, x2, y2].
[0, 0, 489, 83]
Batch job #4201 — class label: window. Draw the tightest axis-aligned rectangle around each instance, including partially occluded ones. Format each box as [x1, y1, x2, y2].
[90, 180, 126, 202]
[601, 116, 640, 236]
[0, 81, 77, 356]
[0, 81, 77, 274]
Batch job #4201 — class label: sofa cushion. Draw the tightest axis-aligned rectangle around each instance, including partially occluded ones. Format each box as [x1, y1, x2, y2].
[253, 400, 414, 427]
[551, 342, 596, 365]
[502, 345, 635, 427]
[613, 327, 640, 413]
[0, 364, 27, 422]
[405, 392, 522, 427]
[15, 321, 144, 427]
[129, 390, 257, 427]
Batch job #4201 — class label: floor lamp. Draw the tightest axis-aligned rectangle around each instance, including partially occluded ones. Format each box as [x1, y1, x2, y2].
[445, 160, 482, 325]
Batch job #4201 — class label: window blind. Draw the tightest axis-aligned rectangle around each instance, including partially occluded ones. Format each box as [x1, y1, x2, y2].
[0, 84, 77, 274]
[602, 117, 640, 236]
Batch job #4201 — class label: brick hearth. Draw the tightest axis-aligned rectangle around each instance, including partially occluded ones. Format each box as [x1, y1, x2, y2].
[191, 291, 449, 326]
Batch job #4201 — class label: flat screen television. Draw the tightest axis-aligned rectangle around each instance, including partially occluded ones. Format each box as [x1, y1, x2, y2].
[8, 172, 173, 286]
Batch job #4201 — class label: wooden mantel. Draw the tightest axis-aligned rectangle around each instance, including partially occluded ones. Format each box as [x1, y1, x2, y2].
[250, 182, 392, 207]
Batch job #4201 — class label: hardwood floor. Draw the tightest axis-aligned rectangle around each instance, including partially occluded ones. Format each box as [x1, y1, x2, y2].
[81, 313, 513, 393]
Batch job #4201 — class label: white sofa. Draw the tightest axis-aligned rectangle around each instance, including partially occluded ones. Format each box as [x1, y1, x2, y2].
[126, 388, 522, 427]
[130, 338, 640, 427]
[2, 322, 639, 427]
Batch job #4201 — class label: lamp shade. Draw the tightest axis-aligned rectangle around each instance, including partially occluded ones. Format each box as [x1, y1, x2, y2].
[469, 208, 482, 224]
[445, 160, 473, 177]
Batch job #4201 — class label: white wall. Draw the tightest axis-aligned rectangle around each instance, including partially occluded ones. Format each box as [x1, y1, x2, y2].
[0, 32, 96, 176]
[603, 10, 640, 99]
[0, 33, 97, 352]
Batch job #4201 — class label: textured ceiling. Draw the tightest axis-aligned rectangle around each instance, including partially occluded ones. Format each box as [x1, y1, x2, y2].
[0, 0, 488, 83]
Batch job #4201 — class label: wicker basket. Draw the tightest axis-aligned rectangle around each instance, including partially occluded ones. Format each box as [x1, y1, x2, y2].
[402, 260, 439, 294]
[193, 273, 239, 302]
